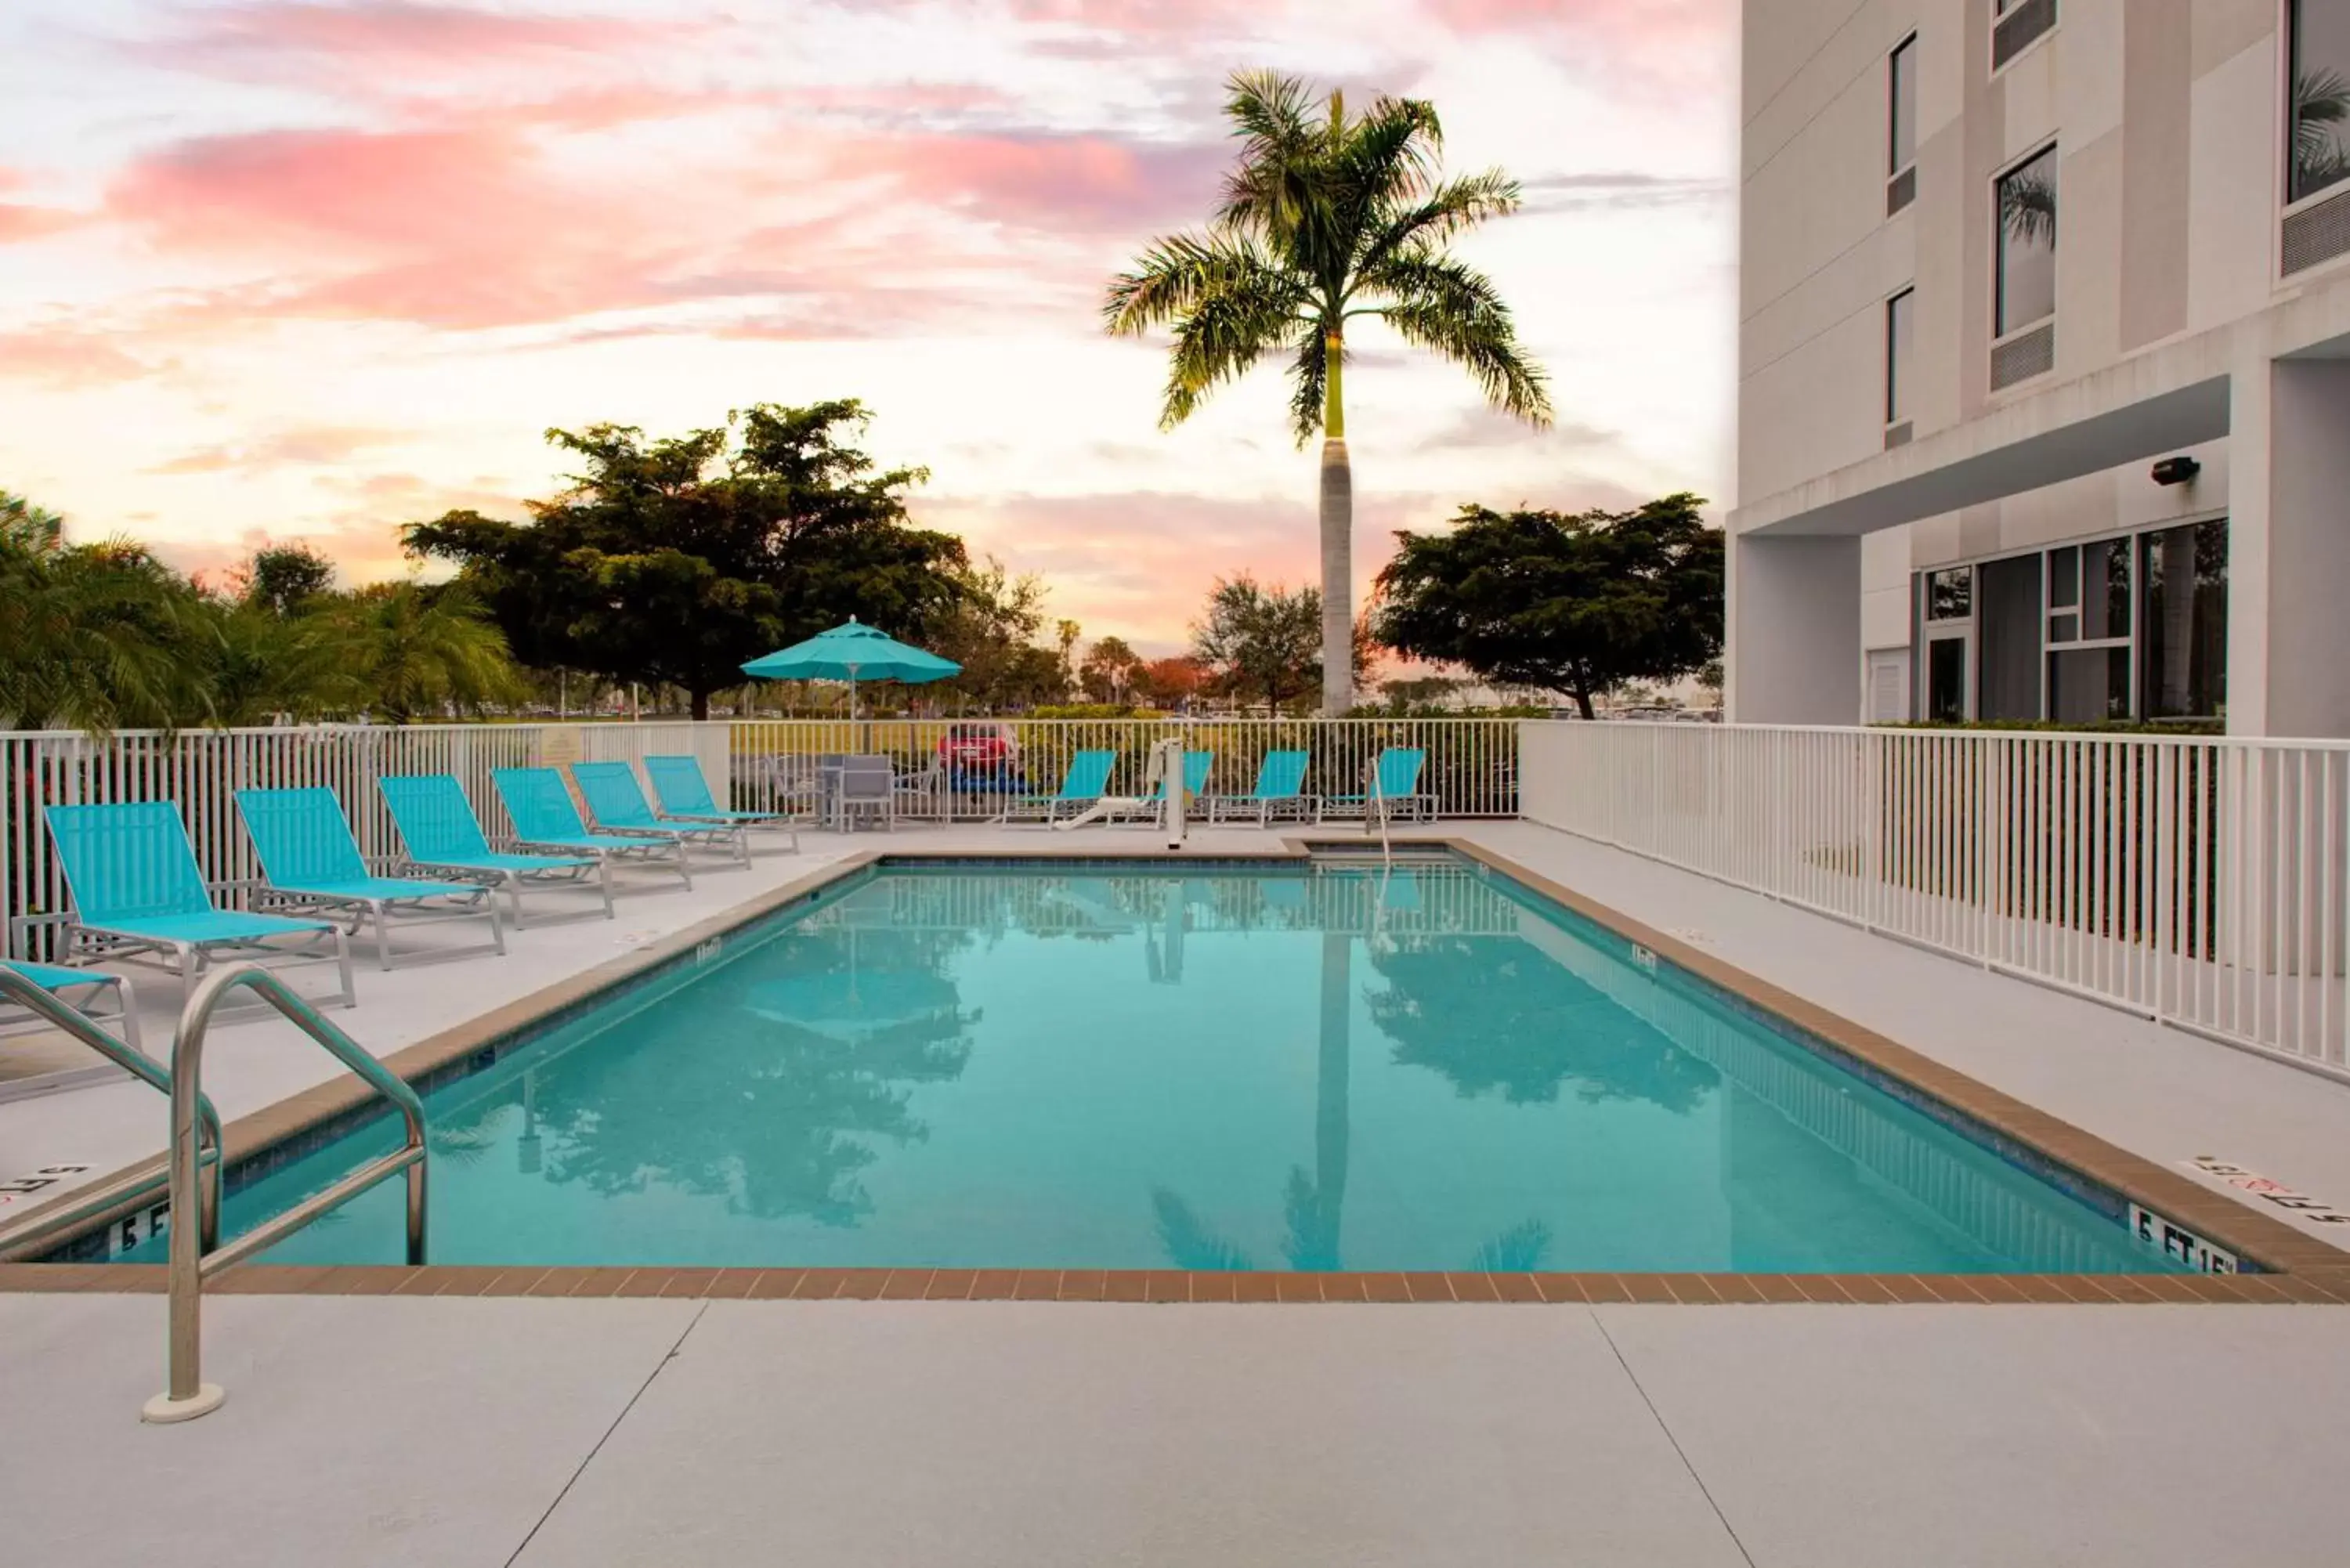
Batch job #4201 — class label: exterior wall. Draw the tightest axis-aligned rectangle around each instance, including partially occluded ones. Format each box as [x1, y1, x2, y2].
[1730, 0, 2350, 732]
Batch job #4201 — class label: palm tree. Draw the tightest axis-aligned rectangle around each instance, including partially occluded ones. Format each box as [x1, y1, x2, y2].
[0, 493, 207, 732]
[326, 581, 522, 724]
[1105, 70, 1553, 713]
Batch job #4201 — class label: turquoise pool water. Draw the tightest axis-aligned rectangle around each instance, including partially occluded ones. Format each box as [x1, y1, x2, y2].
[118, 860, 2175, 1274]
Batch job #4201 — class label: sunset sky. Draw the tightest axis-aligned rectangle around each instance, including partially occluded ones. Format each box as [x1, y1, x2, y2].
[0, 0, 1737, 653]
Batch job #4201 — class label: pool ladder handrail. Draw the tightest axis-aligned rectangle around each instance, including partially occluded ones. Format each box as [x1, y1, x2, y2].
[1361, 755, 1393, 869]
[0, 966, 222, 1264]
[143, 962, 428, 1425]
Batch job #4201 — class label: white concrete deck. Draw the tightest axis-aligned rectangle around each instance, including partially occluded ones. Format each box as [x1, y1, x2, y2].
[6, 819, 2350, 1566]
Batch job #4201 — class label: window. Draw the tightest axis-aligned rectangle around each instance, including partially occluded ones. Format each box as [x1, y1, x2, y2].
[1885, 289, 1914, 426]
[2140, 520, 2227, 720]
[1996, 148, 2056, 337]
[1886, 36, 1920, 215]
[1926, 639, 1967, 723]
[1912, 521, 2224, 726]
[1993, 0, 2057, 72]
[1976, 555, 2041, 721]
[1889, 38, 1918, 174]
[1924, 565, 1972, 622]
[2290, 1, 2350, 205]
[2045, 537, 2131, 722]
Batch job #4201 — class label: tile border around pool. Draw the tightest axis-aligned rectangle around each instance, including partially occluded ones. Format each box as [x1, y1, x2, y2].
[6, 833, 2348, 1303]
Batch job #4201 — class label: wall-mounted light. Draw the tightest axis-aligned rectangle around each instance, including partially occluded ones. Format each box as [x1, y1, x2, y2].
[2151, 456, 2202, 486]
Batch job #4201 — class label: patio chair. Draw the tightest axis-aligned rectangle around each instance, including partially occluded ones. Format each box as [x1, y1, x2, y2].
[892, 761, 949, 823]
[491, 768, 693, 891]
[1105, 750, 1215, 826]
[1322, 748, 1433, 825]
[1, 959, 143, 1053]
[642, 755, 803, 850]
[569, 763, 750, 868]
[758, 754, 826, 820]
[833, 755, 896, 832]
[42, 801, 355, 1011]
[234, 787, 505, 970]
[1000, 750, 1116, 825]
[1205, 750, 1318, 826]
[378, 774, 613, 926]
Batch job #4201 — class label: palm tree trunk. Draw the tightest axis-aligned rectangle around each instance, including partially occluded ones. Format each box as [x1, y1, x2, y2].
[1314, 928, 1351, 1262]
[1319, 331, 1354, 715]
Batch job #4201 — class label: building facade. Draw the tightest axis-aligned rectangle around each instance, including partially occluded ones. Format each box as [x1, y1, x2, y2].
[1728, 0, 2350, 737]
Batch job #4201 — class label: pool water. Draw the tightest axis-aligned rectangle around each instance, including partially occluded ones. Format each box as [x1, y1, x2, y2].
[123, 861, 2176, 1274]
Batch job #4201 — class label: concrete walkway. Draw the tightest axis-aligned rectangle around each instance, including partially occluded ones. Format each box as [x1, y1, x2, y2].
[8, 1293, 2345, 1568]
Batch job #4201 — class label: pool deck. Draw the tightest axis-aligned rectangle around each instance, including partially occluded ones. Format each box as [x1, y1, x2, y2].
[6, 818, 2350, 1566]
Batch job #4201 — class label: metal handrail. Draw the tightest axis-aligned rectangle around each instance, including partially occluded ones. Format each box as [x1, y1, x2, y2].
[1362, 757, 1393, 869]
[0, 968, 222, 1263]
[143, 963, 428, 1425]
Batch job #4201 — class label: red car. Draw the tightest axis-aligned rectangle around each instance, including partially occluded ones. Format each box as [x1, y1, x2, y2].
[937, 721, 1020, 771]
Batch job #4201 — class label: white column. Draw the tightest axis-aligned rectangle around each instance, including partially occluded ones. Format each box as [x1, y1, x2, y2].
[1725, 532, 1864, 724]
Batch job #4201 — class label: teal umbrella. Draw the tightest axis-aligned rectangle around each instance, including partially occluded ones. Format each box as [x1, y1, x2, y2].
[740, 617, 960, 717]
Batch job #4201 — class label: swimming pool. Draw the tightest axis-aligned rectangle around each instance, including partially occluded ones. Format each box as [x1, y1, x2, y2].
[111, 857, 2182, 1275]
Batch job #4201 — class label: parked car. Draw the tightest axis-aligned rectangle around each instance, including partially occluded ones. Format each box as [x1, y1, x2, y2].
[938, 721, 1021, 771]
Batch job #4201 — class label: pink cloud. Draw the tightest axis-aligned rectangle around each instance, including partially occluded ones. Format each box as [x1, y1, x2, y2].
[0, 166, 84, 244]
[0, 328, 153, 386]
[842, 132, 1224, 234]
[1423, 0, 1735, 85]
[924, 489, 1443, 645]
[147, 424, 408, 475]
[149, 1, 671, 76]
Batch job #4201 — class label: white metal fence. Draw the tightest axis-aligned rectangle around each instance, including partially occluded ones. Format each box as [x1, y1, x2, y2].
[727, 716, 1519, 823]
[1520, 721, 2350, 1080]
[2, 722, 727, 958]
[2, 717, 1518, 956]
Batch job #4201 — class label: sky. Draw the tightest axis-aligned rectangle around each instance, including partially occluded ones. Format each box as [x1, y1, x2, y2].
[0, 0, 1738, 654]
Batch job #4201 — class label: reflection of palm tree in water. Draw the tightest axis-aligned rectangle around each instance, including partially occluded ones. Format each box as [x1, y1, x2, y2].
[1152, 916, 1550, 1274]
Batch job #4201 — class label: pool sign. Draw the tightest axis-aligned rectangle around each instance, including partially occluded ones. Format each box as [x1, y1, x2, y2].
[0, 1164, 92, 1206]
[2128, 1205, 2239, 1274]
[2181, 1157, 2350, 1227]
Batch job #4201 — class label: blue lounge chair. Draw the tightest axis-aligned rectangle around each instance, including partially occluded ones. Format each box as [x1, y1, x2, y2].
[378, 774, 612, 926]
[1107, 750, 1215, 826]
[1000, 749, 1116, 824]
[235, 787, 504, 971]
[42, 801, 354, 1010]
[1323, 747, 1433, 824]
[491, 768, 692, 891]
[643, 755, 803, 848]
[1, 959, 143, 1053]
[1205, 750, 1317, 826]
[570, 763, 750, 868]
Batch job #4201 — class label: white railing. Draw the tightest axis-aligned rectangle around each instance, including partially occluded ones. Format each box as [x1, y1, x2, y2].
[1, 717, 1518, 956]
[2, 721, 725, 959]
[1520, 720, 2350, 1081]
[725, 716, 1518, 823]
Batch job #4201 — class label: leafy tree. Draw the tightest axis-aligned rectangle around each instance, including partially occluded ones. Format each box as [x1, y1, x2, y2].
[1078, 635, 1144, 703]
[1134, 656, 1207, 709]
[243, 543, 337, 616]
[404, 401, 966, 720]
[0, 493, 206, 731]
[924, 557, 1067, 712]
[1191, 575, 1325, 714]
[1375, 493, 1723, 720]
[1106, 70, 1552, 714]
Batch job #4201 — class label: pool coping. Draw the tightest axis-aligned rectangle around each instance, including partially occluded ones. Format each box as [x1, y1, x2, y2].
[7, 835, 2348, 1305]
